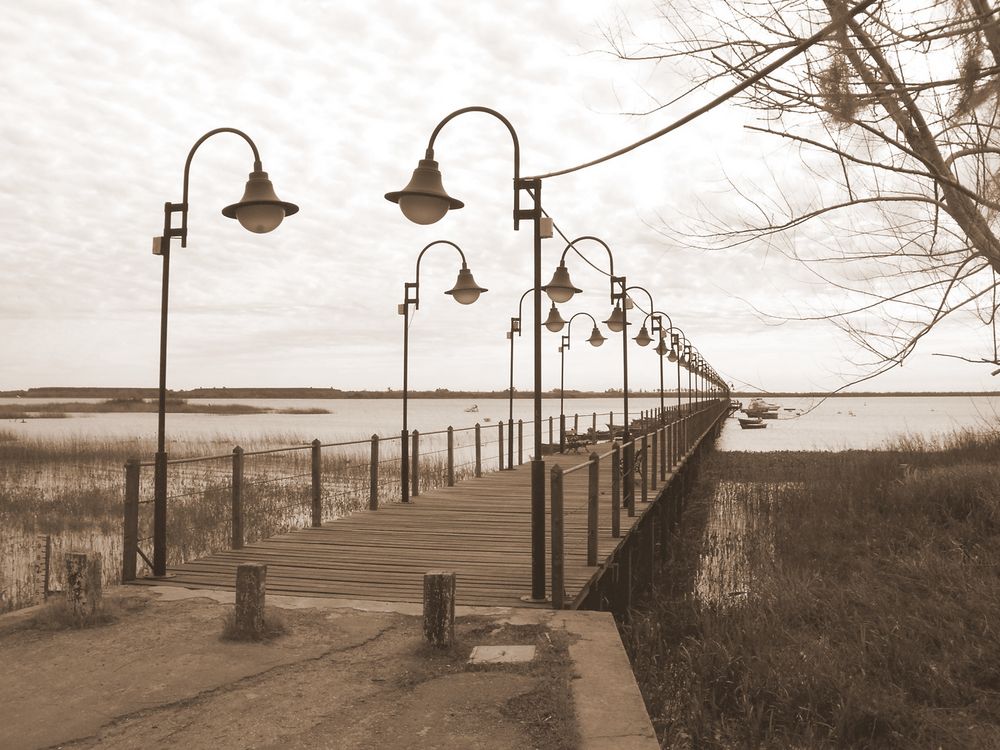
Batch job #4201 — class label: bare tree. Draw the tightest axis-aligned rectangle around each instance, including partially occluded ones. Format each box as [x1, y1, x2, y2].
[607, 0, 1000, 372]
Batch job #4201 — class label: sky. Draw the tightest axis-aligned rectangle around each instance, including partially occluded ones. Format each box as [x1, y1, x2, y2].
[1, 0, 997, 394]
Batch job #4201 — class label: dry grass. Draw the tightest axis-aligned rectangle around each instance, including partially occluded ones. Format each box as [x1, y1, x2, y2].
[623, 430, 1000, 749]
[219, 608, 288, 642]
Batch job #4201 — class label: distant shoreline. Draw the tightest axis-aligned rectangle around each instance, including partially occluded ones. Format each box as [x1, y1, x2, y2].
[1, 387, 998, 400]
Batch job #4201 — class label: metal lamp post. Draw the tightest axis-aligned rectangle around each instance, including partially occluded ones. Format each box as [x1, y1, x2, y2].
[150, 127, 298, 577]
[557, 312, 606, 449]
[633, 308, 675, 427]
[543, 236, 630, 435]
[666, 329, 687, 417]
[386, 106, 553, 602]
[400, 240, 487, 503]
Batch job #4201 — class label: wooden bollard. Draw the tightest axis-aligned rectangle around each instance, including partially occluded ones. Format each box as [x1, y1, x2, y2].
[423, 570, 456, 648]
[65, 552, 101, 621]
[235, 563, 267, 637]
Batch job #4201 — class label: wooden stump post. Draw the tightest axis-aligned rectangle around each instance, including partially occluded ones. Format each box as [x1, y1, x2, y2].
[65, 552, 101, 621]
[423, 570, 456, 648]
[235, 563, 267, 638]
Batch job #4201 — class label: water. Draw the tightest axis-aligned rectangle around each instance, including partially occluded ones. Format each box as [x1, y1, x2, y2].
[717, 395, 1000, 451]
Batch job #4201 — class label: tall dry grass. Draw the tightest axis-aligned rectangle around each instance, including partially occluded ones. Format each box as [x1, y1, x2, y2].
[623, 430, 1000, 749]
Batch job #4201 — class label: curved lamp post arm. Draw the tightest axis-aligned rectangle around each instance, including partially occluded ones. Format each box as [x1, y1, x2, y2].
[638, 310, 674, 331]
[562, 311, 600, 350]
[510, 287, 533, 335]
[407, 240, 469, 309]
[426, 106, 528, 229]
[557, 235, 621, 302]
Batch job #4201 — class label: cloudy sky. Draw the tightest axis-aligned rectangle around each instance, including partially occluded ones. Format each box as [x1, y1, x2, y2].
[1, 0, 995, 394]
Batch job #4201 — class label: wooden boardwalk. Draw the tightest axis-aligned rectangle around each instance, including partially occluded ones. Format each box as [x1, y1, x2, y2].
[135, 445, 657, 608]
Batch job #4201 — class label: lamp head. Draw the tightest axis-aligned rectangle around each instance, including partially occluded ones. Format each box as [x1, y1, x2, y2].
[385, 158, 464, 225]
[655, 338, 669, 357]
[445, 264, 487, 305]
[633, 325, 652, 347]
[221, 169, 299, 233]
[543, 302, 567, 332]
[667, 347, 678, 363]
[604, 304, 627, 333]
[542, 261, 582, 304]
[587, 326, 607, 347]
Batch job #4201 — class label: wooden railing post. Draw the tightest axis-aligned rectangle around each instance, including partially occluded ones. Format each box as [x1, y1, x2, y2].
[587, 452, 599, 566]
[548, 415, 554, 446]
[574, 413, 579, 433]
[412, 430, 420, 497]
[559, 413, 566, 453]
[592, 412, 597, 432]
[611, 442, 621, 538]
[369, 434, 379, 510]
[624, 441, 636, 518]
[550, 465, 565, 610]
[650, 429, 658, 491]
[447, 426, 455, 486]
[508, 419, 514, 470]
[232, 446, 245, 548]
[474, 423, 482, 477]
[518, 420, 524, 465]
[122, 459, 139, 582]
[311, 439, 322, 527]
[498, 422, 504, 470]
[641, 434, 649, 503]
[660, 425, 667, 481]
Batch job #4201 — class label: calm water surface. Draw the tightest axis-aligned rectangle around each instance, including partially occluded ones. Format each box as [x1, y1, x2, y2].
[3, 395, 997, 450]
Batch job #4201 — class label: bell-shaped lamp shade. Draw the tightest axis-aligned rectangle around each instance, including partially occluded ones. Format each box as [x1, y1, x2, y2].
[222, 169, 299, 234]
[604, 305, 627, 333]
[587, 326, 607, 347]
[384, 158, 464, 225]
[543, 303, 567, 332]
[445, 264, 487, 305]
[542, 261, 582, 304]
[655, 338, 669, 357]
[667, 347, 678, 363]
[633, 325, 652, 347]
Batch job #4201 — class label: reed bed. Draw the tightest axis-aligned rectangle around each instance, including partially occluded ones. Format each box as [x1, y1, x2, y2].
[623, 430, 1000, 749]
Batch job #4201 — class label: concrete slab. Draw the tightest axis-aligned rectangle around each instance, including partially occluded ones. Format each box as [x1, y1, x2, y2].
[469, 644, 537, 664]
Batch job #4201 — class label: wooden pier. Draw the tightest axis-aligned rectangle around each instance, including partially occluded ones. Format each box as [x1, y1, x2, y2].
[132, 403, 728, 610]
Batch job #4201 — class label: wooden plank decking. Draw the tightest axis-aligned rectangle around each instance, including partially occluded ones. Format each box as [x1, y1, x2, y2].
[134, 445, 659, 608]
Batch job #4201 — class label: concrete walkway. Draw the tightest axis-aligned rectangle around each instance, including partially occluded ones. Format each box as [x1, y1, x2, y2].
[0, 586, 658, 750]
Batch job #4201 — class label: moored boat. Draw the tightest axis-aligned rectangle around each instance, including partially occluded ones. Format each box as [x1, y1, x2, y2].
[738, 415, 767, 429]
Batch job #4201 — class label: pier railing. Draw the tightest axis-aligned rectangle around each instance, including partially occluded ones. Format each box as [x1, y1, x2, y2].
[548, 398, 729, 609]
[122, 404, 700, 581]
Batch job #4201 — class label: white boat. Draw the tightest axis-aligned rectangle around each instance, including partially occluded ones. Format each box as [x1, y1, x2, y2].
[738, 415, 767, 429]
[464, 405, 478, 413]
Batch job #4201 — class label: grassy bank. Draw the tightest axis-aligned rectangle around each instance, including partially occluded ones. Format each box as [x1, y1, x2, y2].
[0, 398, 329, 419]
[623, 430, 1000, 748]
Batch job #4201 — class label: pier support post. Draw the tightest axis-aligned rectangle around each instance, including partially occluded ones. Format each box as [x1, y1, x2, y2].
[624, 441, 636, 517]
[508, 419, 514, 469]
[65, 552, 102, 622]
[233, 446, 246, 547]
[369, 435, 380, 510]
[498, 422, 504, 470]
[235, 563, 267, 638]
[423, 570, 456, 648]
[310, 439, 322, 527]
[641, 434, 649, 503]
[518, 420, 523, 465]
[650, 430, 658, 492]
[123, 459, 139, 582]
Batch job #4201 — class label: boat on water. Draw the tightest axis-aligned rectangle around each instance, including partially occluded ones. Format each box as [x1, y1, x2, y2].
[738, 415, 767, 429]
[464, 405, 478, 413]
[744, 397, 780, 419]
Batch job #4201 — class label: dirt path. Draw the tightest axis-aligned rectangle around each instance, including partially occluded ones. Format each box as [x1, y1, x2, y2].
[0, 589, 579, 750]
